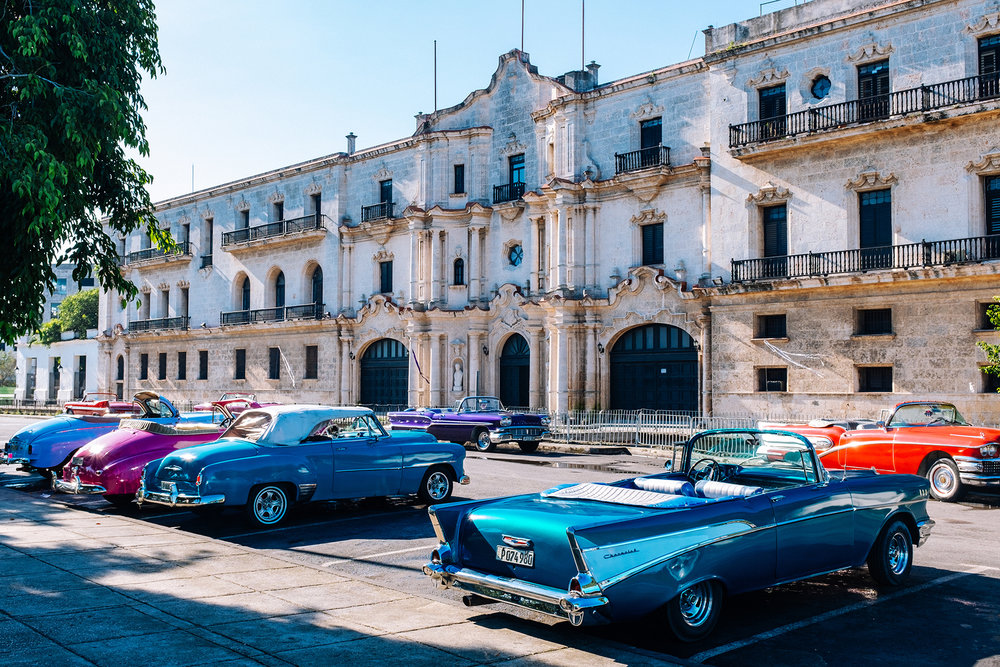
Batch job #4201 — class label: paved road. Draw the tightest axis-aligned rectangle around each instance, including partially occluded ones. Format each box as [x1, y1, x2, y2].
[3, 415, 999, 665]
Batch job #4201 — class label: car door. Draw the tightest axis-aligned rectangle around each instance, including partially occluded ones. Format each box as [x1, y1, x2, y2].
[332, 417, 403, 498]
[837, 428, 895, 472]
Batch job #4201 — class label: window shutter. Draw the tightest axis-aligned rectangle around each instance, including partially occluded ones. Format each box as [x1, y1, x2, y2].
[987, 177, 1000, 235]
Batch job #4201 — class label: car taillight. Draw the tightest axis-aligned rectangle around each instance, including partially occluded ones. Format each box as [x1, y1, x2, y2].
[195, 473, 202, 486]
[569, 577, 582, 594]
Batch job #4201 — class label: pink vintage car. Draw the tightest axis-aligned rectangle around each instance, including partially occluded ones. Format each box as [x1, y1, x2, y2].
[52, 400, 245, 506]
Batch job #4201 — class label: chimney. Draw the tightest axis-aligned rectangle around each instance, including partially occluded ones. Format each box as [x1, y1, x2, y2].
[586, 61, 600, 87]
[346, 132, 357, 155]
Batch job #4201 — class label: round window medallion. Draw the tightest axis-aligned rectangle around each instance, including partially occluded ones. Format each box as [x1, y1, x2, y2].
[811, 75, 831, 100]
[507, 244, 523, 267]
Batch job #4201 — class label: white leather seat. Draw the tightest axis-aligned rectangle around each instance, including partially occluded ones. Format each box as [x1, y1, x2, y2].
[633, 477, 696, 497]
[694, 480, 763, 498]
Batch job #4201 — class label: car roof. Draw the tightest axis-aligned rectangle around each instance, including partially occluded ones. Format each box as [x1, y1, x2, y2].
[240, 405, 375, 444]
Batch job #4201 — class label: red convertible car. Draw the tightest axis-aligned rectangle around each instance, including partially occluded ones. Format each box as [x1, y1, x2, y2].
[64, 393, 138, 416]
[779, 402, 1000, 501]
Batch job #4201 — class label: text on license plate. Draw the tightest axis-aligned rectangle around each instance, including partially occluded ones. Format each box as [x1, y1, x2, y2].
[160, 481, 175, 492]
[496, 545, 534, 567]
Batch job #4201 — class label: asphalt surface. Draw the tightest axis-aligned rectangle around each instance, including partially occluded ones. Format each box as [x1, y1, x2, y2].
[2, 415, 999, 666]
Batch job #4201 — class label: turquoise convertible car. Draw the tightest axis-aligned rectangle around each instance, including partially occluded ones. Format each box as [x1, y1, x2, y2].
[138, 405, 469, 527]
[423, 429, 934, 642]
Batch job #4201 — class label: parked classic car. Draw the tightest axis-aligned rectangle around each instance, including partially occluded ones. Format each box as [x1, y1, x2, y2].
[193, 392, 271, 413]
[53, 401, 245, 506]
[64, 392, 138, 416]
[790, 401, 1000, 502]
[388, 396, 550, 453]
[423, 428, 933, 641]
[2, 392, 214, 474]
[137, 405, 470, 527]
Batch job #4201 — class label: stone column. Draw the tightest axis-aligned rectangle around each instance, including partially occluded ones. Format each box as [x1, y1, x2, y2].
[340, 332, 353, 404]
[530, 327, 544, 409]
[469, 225, 482, 302]
[437, 231, 447, 303]
[529, 217, 541, 295]
[429, 332, 441, 406]
[429, 230, 440, 305]
[468, 330, 482, 396]
[585, 316, 599, 410]
[697, 310, 712, 416]
[408, 225, 419, 306]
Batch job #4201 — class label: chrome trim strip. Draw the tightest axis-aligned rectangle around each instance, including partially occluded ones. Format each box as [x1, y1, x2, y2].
[458, 475, 471, 485]
[427, 506, 446, 543]
[52, 478, 107, 495]
[137, 488, 225, 507]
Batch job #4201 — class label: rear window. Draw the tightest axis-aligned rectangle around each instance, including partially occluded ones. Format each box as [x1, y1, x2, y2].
[222, 412, 272, 443]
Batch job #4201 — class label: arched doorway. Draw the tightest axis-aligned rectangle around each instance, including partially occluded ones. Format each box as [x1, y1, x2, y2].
[115, 355, 125, 400]
[498, 334, 530, 408]
[609, 324, 698, 412]
[359, 338, 409, 407]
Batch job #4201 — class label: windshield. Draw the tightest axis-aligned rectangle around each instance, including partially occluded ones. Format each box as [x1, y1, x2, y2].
[889, 403, 968, 426]
[687, 430, 820, 484]
[222, 412, 272, 442]
[461, 397, 502, 412]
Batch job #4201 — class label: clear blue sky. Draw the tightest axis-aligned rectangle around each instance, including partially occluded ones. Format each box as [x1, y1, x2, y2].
[140, 0, 788, 203]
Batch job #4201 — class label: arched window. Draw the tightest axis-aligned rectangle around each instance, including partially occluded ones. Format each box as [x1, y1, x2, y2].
[275, 271, 285, 308]
[453, 258, 465, 286]
[116, 355, 124, 380]
[311, 266, 323, 307]
[240, 276, 250, 311]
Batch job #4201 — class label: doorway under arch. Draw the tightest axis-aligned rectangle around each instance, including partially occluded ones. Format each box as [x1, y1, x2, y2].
[359, 338, 409, 407]
[498, 334, 530, 408]
[609, 324, 698, 412]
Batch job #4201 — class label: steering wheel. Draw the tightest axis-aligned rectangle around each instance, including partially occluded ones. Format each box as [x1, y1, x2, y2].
[690, 458, 722, 482]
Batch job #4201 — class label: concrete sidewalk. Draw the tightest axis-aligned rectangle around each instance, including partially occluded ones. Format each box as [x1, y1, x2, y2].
[0, 487, 681, 666]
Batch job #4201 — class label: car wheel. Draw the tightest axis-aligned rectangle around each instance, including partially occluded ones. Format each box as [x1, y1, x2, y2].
[102, 494, 133, 508]
[245, 485, 289, 527]
[867, 519, 913, 587]
[517, 441, 540, 454]
[418, 467, 453, 504]
[926, 458, 965, 502]
[665, 580, 723, 642]
[474, 429, 496, 453]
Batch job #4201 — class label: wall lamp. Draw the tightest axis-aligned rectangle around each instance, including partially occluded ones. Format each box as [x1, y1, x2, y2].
[349, 351, 356, 360]
[597, 343, 605, 354]
[482, 345, 489, 356]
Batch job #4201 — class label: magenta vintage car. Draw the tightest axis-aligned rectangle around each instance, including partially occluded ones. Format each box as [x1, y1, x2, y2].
[52, 401, 244, 506]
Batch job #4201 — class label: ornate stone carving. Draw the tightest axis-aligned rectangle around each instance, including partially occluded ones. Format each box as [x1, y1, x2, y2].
[630, 208, 667, 227]
[140, 285, 152, 294]
[966, 13, 1000, 34]
[372, 248, 394, 263]
[845, 170, 897, 191]
[305, 182, 322, 196]
[630, 101, 665, 120]
[966, 149, 1000, 174]
[268, 191, 285, 204]
[200, 208, 214, 220]
[156, 282, 170, 291]
[747, 182, 792, 204]
[747, 67, 790, 87]
[235, 199, 250, 212]
[499, 133, 527, 157]
[175, 280, 190, 289]
[374, 166, 392, 182]
[177, 214, 191, 226]
[846, 42, 894, 63]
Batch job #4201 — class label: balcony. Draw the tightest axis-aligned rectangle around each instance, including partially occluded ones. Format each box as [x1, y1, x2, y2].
[220, 303, 325, 326]
[221, 214, 328, 249]
[125, 241, 191, 267]
[729, 72, 1000, 149]
[731, 235, 1000, 283]
[130, 316, 189, 332]
[615, 145, 671, 174]
[360, 201, 394, 222]
[492, 182, 526, 204]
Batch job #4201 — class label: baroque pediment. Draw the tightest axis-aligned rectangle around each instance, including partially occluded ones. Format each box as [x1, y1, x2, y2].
[966, 13, 1000, 34]
[747, 182, 791, 204]
[846, 170, 897, 191]
[966, 149, 1000, 174]
[747, 67, 790, 87]
[846, 42, 894, 63]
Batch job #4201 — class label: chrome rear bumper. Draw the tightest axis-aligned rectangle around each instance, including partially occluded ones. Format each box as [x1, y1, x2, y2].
[137, 484, 225, 507]
[917, 519, 935, 547]
[52, 476, 107, 495]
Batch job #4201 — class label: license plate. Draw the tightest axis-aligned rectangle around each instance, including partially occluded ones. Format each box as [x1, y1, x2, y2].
[160, 481, 175, 492]
[71, 456, 84, 466]
[496, 545, 534, 567]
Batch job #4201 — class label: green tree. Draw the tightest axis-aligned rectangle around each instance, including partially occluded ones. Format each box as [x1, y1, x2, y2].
[0, 350, 15, 386]
[0, 0, 166, 346]
[36, 319, 62, 346]
[978, 297, 1000, 390]
[58, 288, 98, 338]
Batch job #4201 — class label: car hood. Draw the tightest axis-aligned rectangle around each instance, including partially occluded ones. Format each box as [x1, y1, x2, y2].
[153, 439, 259, 481]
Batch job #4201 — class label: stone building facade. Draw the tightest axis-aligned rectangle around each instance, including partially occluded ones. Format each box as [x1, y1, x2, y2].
[98, 0, 1000, 421]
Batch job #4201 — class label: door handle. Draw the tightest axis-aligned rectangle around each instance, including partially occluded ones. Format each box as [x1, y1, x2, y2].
[770, 495, 784, 503]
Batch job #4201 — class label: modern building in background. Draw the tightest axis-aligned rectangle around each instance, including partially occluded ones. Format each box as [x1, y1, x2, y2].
[16, 265, 98, 404]
[98, 0, 1000, 420]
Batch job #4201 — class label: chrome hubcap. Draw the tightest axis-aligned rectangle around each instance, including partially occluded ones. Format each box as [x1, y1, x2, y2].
[476, 433, 491, 450]
[930, 463, 956, 496]
[426, 472, 450, 500]
[254, 488, 286, 523]
[678, 582, 714, 627]
[887, 532, 909, 575]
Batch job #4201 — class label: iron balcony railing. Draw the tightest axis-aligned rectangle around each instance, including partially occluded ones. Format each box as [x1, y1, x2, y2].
[221, 214, 327, 247]
[360, 201, 394, 222]
[130, 316, 189, 332]
[731, 234, 1000, 282]
[730, 72, 1000, 148]
[220, 302, 324, 326]
[615, 145, 671, 174]
[492, 182, 526, 204]
[125, 241, 191, 265]
[200, 254, 213, 269]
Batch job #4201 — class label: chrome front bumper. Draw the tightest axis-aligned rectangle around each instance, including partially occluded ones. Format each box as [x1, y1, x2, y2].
[458, 475, 471, 485]
[136, 483, 225, 508]
[917, 519, 935, 547]
[954, 457, 1000, 487]
[52, 476, 106, 495]
[422, 561, 608, 626]
[489, 428, 550, 443]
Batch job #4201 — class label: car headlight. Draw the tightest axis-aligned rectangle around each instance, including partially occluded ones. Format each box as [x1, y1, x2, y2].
[980, 444, 999, 458]
[540, 415, 551, 426]
[500, 417, 512, 427]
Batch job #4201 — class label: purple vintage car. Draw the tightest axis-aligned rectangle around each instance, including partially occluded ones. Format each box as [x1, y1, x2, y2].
[389, 396, 550, 453]
[3, 391, 214, 474]
[52, 401, 243, 507]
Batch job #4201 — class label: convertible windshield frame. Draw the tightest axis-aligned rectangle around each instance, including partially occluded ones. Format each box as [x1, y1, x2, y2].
[683, 428, 826, 486]
[889, 403, 968, 427]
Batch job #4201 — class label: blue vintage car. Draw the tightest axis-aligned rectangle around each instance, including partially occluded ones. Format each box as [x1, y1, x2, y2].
[2, 392, 213, 474]
[423, 428, 934, 641]
[137, 405, 470, 527]
[389, 396, 550, 453]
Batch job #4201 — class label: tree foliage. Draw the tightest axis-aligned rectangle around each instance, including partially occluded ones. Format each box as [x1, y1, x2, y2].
[977, 297, 1000, 391]
[0, 0, 167, 345]
[0, 350, 15, 386]
[57, 287, 98, 338]
[36, 318, 62, 345]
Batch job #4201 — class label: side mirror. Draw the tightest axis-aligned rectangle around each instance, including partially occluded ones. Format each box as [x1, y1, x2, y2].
[663, 460, 674, 472]
[876, 421, 886, 428]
